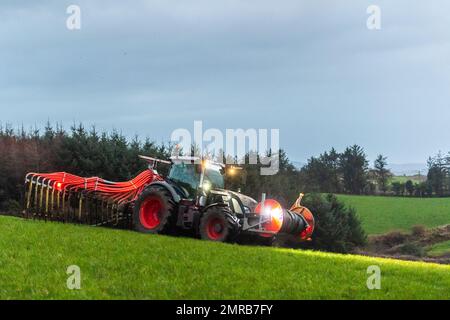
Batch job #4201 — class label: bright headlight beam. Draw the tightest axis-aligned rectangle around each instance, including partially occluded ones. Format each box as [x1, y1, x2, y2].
[202, 181, 211, 191]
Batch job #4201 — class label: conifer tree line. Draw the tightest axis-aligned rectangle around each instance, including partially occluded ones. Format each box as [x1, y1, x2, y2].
[0, 123, 171, 212]
[299, 147, 450, 198]
[0, 123, 448, 212]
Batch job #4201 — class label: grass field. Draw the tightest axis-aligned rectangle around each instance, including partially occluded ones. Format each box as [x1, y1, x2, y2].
[0, 215, 450, 299]
[427, 240, 450, 257]
[390, 175, 425, 185]
[338, 195, 450, 235]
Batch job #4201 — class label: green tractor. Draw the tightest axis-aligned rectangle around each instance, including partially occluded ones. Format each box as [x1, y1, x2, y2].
[23, 155, 314, 245]
[133, 155, 315, 243]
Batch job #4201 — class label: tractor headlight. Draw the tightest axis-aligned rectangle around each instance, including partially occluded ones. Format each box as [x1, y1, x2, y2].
[262, 206, 272, 217]
[262, 206, 283, 222]
[255, 199, 284, 234]
[259, 202, 282, 218]
[202, 181, 212, 191]
[257, 200, 283, 218]
[269, 206, 283, 220]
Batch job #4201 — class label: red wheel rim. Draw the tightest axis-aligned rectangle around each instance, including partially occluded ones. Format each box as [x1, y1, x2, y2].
[206, 217, 225, 240]
[139, 197, 163, 229]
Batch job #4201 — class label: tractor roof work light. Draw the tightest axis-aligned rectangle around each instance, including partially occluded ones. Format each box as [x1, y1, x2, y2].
[202, 181, 212, 191]
[227, 166, 243, 176]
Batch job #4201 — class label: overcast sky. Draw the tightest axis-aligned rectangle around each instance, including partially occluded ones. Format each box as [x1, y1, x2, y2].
[1, 1, 449, 165]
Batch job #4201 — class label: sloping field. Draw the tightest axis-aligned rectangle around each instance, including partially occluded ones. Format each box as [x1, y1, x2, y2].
[338, 195, 450, 235]
[427, 240, 450, 257]
[0, 216, 449, 299]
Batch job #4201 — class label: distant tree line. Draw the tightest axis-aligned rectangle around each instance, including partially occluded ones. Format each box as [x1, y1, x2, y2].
[425, 151, 450, 196]
[2, 123, 449, 210]
[0, 124, 308, 210]
[2, 123, 449, 213]
[298, 146, 450, 198]
[378, 152, 450, 197]
[299, 145, 372, 195]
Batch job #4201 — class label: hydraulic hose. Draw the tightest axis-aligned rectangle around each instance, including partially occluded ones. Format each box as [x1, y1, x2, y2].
[279, 209, 308, 235]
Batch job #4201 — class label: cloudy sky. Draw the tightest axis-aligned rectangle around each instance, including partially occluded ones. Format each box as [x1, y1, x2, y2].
[1, 1, 449, 165]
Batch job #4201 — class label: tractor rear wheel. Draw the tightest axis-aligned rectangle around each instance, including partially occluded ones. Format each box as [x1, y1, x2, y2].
[133, 186, 176, 234]
[199, 206, 238, 242]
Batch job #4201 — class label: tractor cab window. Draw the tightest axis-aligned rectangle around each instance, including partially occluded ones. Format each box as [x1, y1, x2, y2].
[168, 163, 200, 194]
[168, 162, 225, 194]
[203, 165, 225, 190]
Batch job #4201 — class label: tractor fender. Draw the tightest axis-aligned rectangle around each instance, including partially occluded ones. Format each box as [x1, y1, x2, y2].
[202, 202, 229, 213]
[146, 181, 181, 203]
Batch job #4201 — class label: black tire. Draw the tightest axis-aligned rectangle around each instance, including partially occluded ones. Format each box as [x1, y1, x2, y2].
[133, 186, 176, 234]
[199, 206, 238, 242]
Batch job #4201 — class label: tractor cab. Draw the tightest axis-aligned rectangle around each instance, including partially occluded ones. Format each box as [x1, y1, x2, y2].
[165, 157, 250, 216]
[167, 159, 225, 198]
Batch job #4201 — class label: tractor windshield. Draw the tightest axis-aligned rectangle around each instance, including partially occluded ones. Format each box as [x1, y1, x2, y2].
[168, 163, 224, 193]
[204, 165, 225, 189]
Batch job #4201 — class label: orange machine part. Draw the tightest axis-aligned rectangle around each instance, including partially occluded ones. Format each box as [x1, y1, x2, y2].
[291, 206, 315, 240]
[254, 199, 284, 237]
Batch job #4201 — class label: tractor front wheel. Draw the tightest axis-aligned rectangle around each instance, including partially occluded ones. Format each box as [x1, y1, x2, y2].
[133, 187, 176, 234]
[199, 207, 237, 242]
